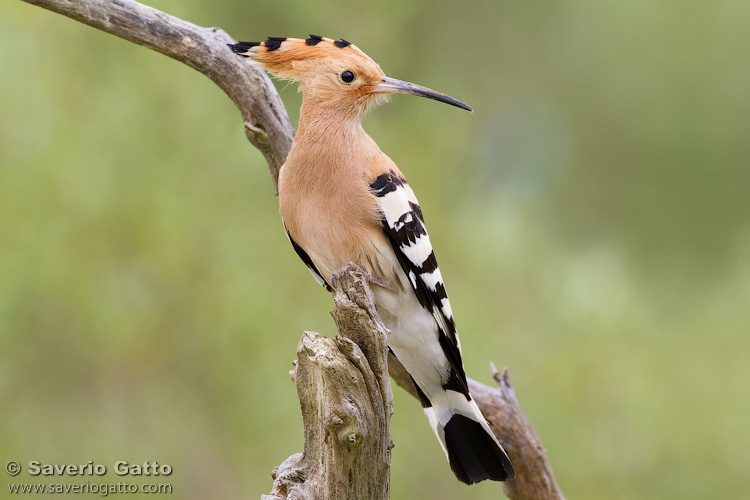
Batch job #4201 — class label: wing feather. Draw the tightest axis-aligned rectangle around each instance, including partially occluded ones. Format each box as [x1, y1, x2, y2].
[370, 169, 468, 395]
[284, 226, 333, 292]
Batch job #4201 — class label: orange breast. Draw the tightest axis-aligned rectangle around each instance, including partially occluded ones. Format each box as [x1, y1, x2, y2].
[278, 151, 402, 289]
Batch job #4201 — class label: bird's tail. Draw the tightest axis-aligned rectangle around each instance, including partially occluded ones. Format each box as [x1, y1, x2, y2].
[425, 396, 515, 484]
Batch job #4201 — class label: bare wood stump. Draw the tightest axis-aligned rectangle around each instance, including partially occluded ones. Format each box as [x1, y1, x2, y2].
[262, 268, 392, 500]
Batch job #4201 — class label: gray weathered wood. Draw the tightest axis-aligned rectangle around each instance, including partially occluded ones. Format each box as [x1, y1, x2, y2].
[262, 267, 392, 500]
[20, 1, 565, 498]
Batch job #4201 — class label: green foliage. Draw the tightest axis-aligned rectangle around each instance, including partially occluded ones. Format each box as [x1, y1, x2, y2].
[2, 1, 748, 499]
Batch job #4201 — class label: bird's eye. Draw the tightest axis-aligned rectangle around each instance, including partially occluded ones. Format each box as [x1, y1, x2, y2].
[340, 70, 356, 83]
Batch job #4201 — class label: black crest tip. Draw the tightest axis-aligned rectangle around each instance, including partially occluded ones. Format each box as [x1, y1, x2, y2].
[334, 38, 351, 49]
[305, 34, 323, 46]
[229, 41, 261, 57]
[264, 36, 287, 51]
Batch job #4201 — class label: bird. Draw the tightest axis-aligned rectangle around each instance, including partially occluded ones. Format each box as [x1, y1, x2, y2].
[229, 35, 514, 485]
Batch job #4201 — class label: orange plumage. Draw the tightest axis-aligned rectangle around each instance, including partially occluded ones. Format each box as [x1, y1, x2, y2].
[230, 35, 513, 484]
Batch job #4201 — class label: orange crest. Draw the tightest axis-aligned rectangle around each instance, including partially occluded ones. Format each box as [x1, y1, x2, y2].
[229, 35, 384, 84]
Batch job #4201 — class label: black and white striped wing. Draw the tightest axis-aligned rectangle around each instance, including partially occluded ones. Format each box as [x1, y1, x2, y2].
[370, 170, 469, 396]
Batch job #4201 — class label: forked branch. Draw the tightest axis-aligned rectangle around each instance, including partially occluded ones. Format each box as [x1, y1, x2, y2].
[21, 1, 565, 498]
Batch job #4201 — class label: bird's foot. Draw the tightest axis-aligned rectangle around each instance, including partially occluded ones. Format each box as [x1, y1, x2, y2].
[331, 262, 386, 288]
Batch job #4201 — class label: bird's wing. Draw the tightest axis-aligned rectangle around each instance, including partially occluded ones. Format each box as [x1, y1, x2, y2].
[284, 225, 333, 292]
[369, 167, 469, 396]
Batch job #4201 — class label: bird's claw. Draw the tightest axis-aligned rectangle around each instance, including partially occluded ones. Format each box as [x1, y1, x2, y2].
[331, 262, 386, 288]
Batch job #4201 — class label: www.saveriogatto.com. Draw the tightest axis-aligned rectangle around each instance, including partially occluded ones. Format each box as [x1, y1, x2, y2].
[6, 460, 173, 496]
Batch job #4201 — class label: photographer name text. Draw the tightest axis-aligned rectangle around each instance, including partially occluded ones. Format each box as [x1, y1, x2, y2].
[24, 461, 172, 477]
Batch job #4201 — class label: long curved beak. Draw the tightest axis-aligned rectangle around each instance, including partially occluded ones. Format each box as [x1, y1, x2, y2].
[370, 76, 473, 112]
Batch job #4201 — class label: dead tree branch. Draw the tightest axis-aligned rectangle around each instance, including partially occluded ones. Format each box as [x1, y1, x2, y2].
[262, 267, 393, 500]
[21, 1, 565, 498]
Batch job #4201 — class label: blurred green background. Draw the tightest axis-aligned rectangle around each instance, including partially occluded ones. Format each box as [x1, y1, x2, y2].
[2, 1, 749, 499]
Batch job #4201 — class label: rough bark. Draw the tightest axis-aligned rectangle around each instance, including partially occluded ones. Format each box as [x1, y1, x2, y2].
[21, 1, 565, 498]
[262, 266, 393, 500]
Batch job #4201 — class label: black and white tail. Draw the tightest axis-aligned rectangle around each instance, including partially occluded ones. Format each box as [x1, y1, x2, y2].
[426, 396, 514, 484]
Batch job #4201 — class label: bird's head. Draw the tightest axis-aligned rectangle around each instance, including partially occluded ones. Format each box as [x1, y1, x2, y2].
[229, 35, 472, 119]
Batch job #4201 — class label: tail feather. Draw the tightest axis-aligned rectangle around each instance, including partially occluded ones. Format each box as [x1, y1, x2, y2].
[423, 390, 515, 484]
[442, 413, 514, 484]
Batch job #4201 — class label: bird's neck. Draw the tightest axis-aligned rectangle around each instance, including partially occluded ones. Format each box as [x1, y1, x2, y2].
[288, 98, 380, 172]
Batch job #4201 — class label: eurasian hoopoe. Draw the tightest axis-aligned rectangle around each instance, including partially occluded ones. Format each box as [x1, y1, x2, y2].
[230, 35, 514, 484]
